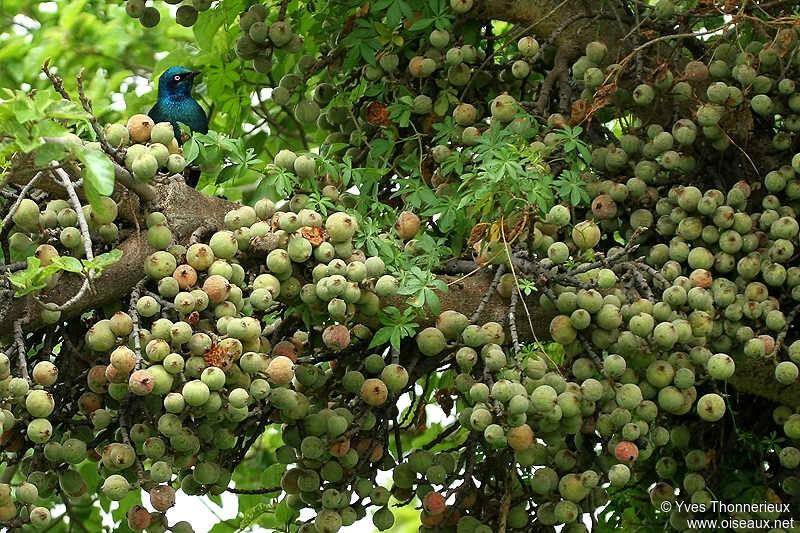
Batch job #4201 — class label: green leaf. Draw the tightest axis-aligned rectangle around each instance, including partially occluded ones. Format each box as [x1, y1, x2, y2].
[369, 326, 394, 348]
[53, 255, 83, 273]
[183, 138, 200, 165]
[275, 499, 296, 524]
[94, 248, 124, 268]
[424, 288, 441, 315]
[76, 148, 115, 216]
[34, 138, 69, 166]
[193, 8, 225, 50]
[409, 18, 434, 31]
[545, 342, 565, 366]
[263, 463, 285, 487]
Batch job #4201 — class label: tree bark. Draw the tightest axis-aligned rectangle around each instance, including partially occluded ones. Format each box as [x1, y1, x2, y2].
[472, 0, 628, 61]
[0, 172, 235, 337]
[3, 168, 800, 407]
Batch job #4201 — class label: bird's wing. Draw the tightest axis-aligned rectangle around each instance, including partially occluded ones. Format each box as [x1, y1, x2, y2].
[188, 100, 209, 133]
[148, 102, 167, 124]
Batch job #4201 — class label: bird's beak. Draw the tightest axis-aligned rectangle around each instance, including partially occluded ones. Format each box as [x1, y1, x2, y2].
[188, 71, 202, 80]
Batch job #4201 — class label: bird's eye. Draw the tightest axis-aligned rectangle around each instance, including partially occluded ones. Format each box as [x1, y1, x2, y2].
[173, 75, 181, 81]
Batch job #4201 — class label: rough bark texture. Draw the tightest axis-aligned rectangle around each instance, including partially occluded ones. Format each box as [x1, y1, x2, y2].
[1, 0, 799, 419]
[6, 152, 146, 225]
[389, 270, 552, 339]
[3, 170, 800, 407]
[473, 0, 627, 60]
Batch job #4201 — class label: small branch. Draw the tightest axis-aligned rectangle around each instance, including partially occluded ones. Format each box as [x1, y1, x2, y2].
[114, 161, 156, 202]
[631, 261, 670, 289]
[278, 0, 290, 19]
[0, 516, 28, 529]
[13, 319, 30, 382]
[776, 303, 800, 356]
[42, 58, 71, 101]
[394, 417, 403, 460]
[51, 163, 93, 261]
[509, 288, 521, 358]
[227, 485, 281, 494]
[41, 135, 155, 203]
[144, 290, 176, 310]
[0, 261, 27, 272]
[39, 277, 91, 313]
[190, 222, 218, 244]
[497, 470, 512, 533]
[470, 265, 505, 324]
[579, 333, 604, 371]
[1, 171, 45, 231]
[0, 171, 45, 260]
[57, 486, 90, 533]
[76, 68, 125, 165]
[422, 422, 461, 450]
[119, 400, 146, 485]
[130, 279, 146, 369]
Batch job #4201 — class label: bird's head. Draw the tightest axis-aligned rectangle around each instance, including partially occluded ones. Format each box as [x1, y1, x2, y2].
[157, 65, 201, 97]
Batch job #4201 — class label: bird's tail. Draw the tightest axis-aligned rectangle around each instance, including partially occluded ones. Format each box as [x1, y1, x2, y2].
[184, 166, 202, 188]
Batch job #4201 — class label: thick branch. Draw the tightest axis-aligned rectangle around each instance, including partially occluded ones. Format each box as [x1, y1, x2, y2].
[3, 175, 799, 411]
[472, 0, 628, 61]
[0, 176, 233, 336]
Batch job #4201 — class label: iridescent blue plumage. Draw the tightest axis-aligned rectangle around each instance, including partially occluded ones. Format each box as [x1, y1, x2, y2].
[148, 65, 208, 145]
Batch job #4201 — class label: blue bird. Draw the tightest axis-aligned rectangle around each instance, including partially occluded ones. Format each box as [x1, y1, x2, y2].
[148, 65, 208, 145]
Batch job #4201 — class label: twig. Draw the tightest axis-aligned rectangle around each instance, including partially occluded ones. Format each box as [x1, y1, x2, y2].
[470, 264, 505, 324]
[776, 303, 800, 356]
[227, 485, 281, 494]
[613, 21, 737, 83]
[130, 278, 147, 369]
[0, 171, 46, 260]
[627, 264, 654, 303]
[1, 171, 45, 231]
[631, 261, 670, 289]
[422, 422, 460, 450]
[394, 417, 403, 460]
[190, 223, 218, 244]
[51, 164, 93, 261]
[0, 516, 28, 529]
[76, 68, 125, 165]
[42, 58, 71, 101]
[509, 287, 521, 358]
[119, 400, 146, 484]
[57, 486, 90, 533]
[144, 291, 176, 310]
[39, 277, 92, 313]
[42, 135, 155, 202]
[579, 333, 604, 371]
[0, 261, 27, 272]
[113, 160, 156, 202]
[459, 0, 572, 101]
[13, 319, 30, 382]
[278, 0, 290, 19]
[497, 470, 512, 533]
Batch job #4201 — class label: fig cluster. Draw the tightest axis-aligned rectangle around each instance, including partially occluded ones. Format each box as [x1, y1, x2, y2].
[124, 0, 215, 29]
[108, 115, 187, 182]
[1, 179, 418, 531]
